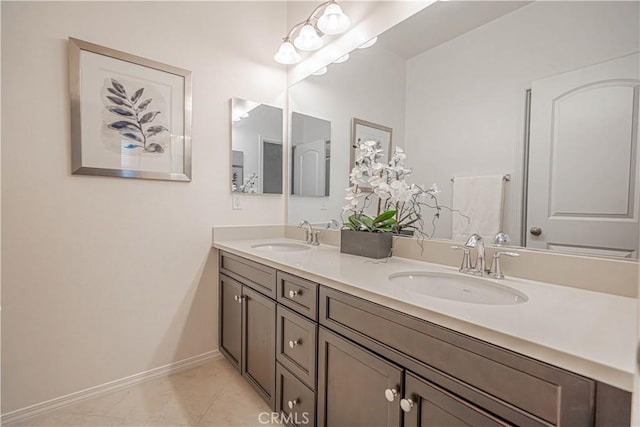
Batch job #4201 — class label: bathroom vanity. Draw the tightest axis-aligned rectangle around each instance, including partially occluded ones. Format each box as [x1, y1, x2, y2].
[215, 237, 634, 427]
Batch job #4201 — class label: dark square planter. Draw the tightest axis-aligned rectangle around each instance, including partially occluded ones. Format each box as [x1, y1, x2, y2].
[340, 230, 393, 259]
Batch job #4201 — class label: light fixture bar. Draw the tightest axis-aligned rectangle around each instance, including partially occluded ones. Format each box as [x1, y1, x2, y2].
[274, 0, 350, 65]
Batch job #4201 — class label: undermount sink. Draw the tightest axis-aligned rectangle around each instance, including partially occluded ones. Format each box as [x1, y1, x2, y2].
[251, 242, 310, 252]
[388, 271, 528, 305]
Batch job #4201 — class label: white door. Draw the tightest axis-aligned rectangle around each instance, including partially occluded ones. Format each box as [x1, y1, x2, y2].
[293, 139, 326, 197]
[527, 53, 639, 258]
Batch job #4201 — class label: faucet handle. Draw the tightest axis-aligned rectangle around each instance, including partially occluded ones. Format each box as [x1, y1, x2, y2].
[326, 219, 340, 229]
[450, 245, 472, 272]
[490, 251, 520, 279]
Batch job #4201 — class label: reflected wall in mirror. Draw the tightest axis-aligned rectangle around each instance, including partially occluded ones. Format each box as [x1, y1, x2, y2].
[350, 118, 393, 192]
[287, 1, 640, 258]
[291, 112, 331, 197]
[231, 98, 283, 194]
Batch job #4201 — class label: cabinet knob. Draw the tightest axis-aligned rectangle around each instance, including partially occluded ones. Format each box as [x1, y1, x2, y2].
[384, 388, 398, 402]
[400, 398, 414, 413]
[288, 339, 300, 349]
[289, 290, 299, 298]
[287, 399, 298, 409]
[236, 295, 244, 304]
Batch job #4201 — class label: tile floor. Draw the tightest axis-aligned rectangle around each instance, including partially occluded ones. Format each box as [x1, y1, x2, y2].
[9, 356, 279, 427]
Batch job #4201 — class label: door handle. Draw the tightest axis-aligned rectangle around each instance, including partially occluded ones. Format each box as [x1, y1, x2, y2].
[529, 226, 542, 236]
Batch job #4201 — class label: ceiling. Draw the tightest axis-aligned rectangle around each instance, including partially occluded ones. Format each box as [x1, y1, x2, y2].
[378, 1, 532, 60]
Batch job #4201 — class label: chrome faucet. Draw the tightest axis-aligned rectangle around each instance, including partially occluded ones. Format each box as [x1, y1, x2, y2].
[297, 220, 313, 244]
[464, 233, 487, 275]
[494, 232, 511, 246]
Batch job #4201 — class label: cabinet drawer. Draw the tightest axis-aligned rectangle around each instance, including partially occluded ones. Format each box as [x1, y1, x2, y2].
[277, 271, 318, 320]
[220, 251, 276, 298]
[277, 305, 318, 390]
[276, 362, 316, 427]
[319, 286, 594, 426]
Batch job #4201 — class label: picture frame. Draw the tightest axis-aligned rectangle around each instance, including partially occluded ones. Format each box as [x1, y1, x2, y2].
[350, 118, 393, 191]
[69, 37, 192, 181]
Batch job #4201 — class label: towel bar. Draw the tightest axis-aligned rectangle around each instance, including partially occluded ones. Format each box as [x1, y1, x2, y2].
[451, 174, 511, 183]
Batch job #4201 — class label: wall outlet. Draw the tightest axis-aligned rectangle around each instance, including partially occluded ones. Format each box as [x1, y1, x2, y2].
[232, 194, 242, 210]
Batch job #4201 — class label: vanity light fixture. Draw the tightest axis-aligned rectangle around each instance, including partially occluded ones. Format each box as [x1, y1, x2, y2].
[294, 23, 324, 51]
[274, 0, 350, 65]
[333, 53, 350, 64]
[312, 66, 328, 76]
[358, 36, 378, 49]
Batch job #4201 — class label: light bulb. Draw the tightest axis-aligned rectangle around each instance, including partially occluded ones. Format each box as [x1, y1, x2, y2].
[312, 67, 328, 76]
[358, 37, 377, 49]
[274, 40, 301, 64]
[333, 53, 349, 64]
[294, 24, 323, 51]
[317, 3, 350, 35]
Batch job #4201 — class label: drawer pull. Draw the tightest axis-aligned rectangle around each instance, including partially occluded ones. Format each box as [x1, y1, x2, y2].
[400, 398, 414, 412]
[384, 388, 398, 402]
[289, 290, 299, 298]
[287, 399, 298, 409]
[288, 339, 300, 349]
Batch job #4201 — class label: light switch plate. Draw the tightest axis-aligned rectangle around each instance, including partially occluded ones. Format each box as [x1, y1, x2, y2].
[232, 194, 242, 210]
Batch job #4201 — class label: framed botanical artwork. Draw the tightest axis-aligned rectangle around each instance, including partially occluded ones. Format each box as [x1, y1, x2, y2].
[350, 118, 393, 191]
[69, 37, 192, 181]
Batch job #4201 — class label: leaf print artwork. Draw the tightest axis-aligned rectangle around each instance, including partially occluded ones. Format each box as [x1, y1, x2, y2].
[104, 78, 169, 153]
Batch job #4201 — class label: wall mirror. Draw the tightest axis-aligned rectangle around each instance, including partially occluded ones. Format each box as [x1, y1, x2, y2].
[291, 112, 331, 197]
[231, 98, 283, 194]
[287, 1, 639, 259]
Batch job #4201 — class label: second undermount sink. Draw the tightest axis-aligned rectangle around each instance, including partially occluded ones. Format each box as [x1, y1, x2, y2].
[251, 242, 310, 252]
[388, 271, 528, 305]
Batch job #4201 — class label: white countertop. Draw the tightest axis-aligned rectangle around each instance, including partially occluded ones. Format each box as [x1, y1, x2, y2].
[214, 237, 638, 391]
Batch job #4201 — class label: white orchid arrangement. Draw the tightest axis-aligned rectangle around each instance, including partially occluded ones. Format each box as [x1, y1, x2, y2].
[343, 139, 444, 235]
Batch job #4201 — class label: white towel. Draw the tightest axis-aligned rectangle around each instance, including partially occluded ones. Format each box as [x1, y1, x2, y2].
[452, 175, 505, 242]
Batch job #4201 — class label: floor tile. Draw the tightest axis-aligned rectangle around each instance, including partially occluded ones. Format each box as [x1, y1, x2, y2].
[7, 357, 266, 427]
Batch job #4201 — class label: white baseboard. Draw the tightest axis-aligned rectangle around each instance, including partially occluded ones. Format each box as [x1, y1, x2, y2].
[2, 350, 222, 426]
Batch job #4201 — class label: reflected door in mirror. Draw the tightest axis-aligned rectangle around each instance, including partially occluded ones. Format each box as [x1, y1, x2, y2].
[291, 112, 331, 197]
[527, 53, 639, 258]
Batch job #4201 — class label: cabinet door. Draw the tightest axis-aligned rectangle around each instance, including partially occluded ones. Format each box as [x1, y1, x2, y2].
[318, 328, 402, 427]
[243, 286, 276, 409]
[219, 274, 242, 371]
[403, 372, 512, 427]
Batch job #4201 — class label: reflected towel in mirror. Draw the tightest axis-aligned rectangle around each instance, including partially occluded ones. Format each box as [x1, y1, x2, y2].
[452, 175, 505, 241]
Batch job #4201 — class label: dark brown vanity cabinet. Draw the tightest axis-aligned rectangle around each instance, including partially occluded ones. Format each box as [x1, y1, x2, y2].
[219, 253, 277, 409]
[317, 286, 625, 427]
[218, 252, 632, 427]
